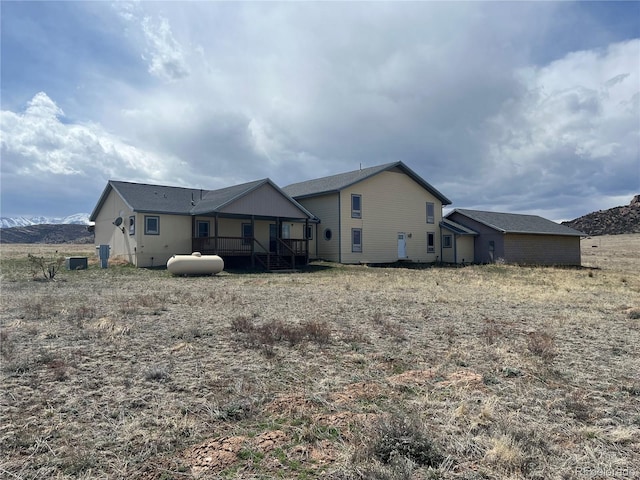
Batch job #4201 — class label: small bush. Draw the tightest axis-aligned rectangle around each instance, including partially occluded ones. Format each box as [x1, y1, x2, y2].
[367, 412, 443, 468]
[144, 365, 171, 382]
[481, 318, 501, 345]
[231, 315, 254, 333]
[628, 308, 640, 320]
[0, 329, 14, 360]
[527, 331, 556, 361]
[301, 320, 332, 344]
[233, 317, 332, 351]
[28, 253, 64, 280]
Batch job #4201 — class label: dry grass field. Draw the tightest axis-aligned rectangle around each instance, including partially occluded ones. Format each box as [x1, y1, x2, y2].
[1, 235, 639, 479]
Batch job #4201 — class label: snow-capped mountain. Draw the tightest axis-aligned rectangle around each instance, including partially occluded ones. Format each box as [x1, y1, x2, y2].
[0, 213, 91, 229]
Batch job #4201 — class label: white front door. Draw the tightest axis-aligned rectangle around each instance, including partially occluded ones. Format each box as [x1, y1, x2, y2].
[397, 233, 406, 258]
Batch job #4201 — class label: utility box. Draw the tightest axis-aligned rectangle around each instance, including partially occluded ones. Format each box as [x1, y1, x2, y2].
[65, 256, 88, 270]
[97, 244, 110, 268]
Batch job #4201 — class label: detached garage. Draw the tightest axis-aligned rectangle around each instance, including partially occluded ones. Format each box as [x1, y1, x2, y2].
[446, 209, 586, 266]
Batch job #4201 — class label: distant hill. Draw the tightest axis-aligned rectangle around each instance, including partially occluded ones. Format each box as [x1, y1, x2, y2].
[562, 195, 640, 236]
[0, 224, 94, 244]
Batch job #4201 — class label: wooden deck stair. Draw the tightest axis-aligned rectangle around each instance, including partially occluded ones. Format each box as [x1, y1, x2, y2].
[255, 254, 293, 271]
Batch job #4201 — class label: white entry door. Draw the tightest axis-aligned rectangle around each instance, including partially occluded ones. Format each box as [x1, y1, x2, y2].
[397, 233, 407, 258]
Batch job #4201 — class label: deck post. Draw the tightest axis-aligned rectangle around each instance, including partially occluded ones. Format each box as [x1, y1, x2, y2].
[305, 219, 309, 266]
[214, 214, 219, 253]
[191, 216, 196, 252]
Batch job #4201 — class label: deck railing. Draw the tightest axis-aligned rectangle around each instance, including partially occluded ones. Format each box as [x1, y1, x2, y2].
[193, 237, 307, 256]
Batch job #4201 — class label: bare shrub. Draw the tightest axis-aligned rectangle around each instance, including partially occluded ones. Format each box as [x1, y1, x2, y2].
[527, 331, 556, 361]
[481, 318, 501, 345]
[233, 317, 331, 350]
[144, 365, 171, 382]
[231, 315, 254, 333]
[301, 319, 332, 344]
[48, 359, 69, 381]
[28, 253, 64, 281]
[563, 392, 591, 422]
[1, 329, 14, 360]
[365, 412, 443, 468]
[628, 308, 640, 320]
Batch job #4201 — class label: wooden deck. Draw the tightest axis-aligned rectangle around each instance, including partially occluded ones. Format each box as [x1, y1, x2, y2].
[191, 236, 308, 270]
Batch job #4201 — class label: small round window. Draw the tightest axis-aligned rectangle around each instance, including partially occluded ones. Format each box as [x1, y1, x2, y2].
[324, 228, 332, 241]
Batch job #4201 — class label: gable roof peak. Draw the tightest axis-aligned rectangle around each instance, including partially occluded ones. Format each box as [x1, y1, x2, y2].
[283, 161, 451, 204]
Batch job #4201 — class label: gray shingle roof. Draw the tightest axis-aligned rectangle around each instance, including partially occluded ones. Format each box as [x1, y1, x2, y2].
[440, 218, 478, 235]
[283, 161, 452, 205]
[448, 209, 586, 236]
[90, 179, 315, 220]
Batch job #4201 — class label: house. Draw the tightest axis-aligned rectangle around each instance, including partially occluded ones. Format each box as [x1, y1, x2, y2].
[89, 179, 317, 269]
[283, 162, 452, 264]
[445, 209, 585, 265]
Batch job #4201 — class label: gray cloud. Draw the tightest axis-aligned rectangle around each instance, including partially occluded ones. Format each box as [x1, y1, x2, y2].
[1, 3, 638, 221]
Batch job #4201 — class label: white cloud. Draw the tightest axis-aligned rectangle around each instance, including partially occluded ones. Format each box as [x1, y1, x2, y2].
[141, 15, 189, 81]
[0, 92, 180, 181]
[477, 39, 639, 215]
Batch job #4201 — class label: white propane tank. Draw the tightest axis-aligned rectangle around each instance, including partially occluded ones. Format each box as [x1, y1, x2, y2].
[167, 252, 224, 275]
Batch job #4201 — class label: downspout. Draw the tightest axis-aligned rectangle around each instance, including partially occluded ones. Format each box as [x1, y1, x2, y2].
[454, 234, 458, 264]
[251, 215, 255, 269]
[305, 218, 309, 265]
[338, 194, 342, 263]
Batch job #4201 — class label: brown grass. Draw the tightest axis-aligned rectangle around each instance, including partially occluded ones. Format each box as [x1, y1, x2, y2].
[1, 235, 639, 479]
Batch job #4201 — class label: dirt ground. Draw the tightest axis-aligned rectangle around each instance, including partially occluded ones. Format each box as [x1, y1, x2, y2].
[1, 234, 639, 479]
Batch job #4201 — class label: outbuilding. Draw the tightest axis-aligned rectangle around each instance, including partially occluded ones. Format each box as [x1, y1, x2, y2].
[446, 209, 585, 266]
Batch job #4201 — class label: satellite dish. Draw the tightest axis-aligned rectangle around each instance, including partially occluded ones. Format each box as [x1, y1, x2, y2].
[113, 217, 123, 226]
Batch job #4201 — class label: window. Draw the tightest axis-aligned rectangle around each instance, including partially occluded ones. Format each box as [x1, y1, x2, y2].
[324, 228, 332, 241]
[351, 194, 362, 218]
[352, 228, 362, 252]
[305, 225, 313, 240]
[427, 232, 435, 253]
[128, 216, 135, 235]
[196, 220, 210, 238]
[144, 216, 159, 235]
[443, 234, 452, 248]
[242, 223, 253, 245]
[426, 202, 435, 224]
[282, 223, 291, 239]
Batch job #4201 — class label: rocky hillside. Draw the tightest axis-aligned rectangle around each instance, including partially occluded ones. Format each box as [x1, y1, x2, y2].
[0, 224, 94, 244]
[562, 195, 640, 236]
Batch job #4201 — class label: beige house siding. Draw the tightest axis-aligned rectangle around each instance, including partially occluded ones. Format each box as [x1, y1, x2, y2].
[503, 234, 581, 265]
[136, 214, 192, 267]
[220, 183, 307, 218]
[296, 194, 340, 261]
[339, 170, 442, 264]
[456, 237, 475, 264]
[93, 189, 137, 265]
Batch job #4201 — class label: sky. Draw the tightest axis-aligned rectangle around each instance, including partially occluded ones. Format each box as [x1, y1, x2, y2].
[1, 1, 639, 222]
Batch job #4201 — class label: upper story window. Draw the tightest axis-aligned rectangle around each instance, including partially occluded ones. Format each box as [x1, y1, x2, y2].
[426, 202, 435, 224]
[129, 216, 135, 235]
[351, 194, 362, 218]
[144, 215, 159, 235]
